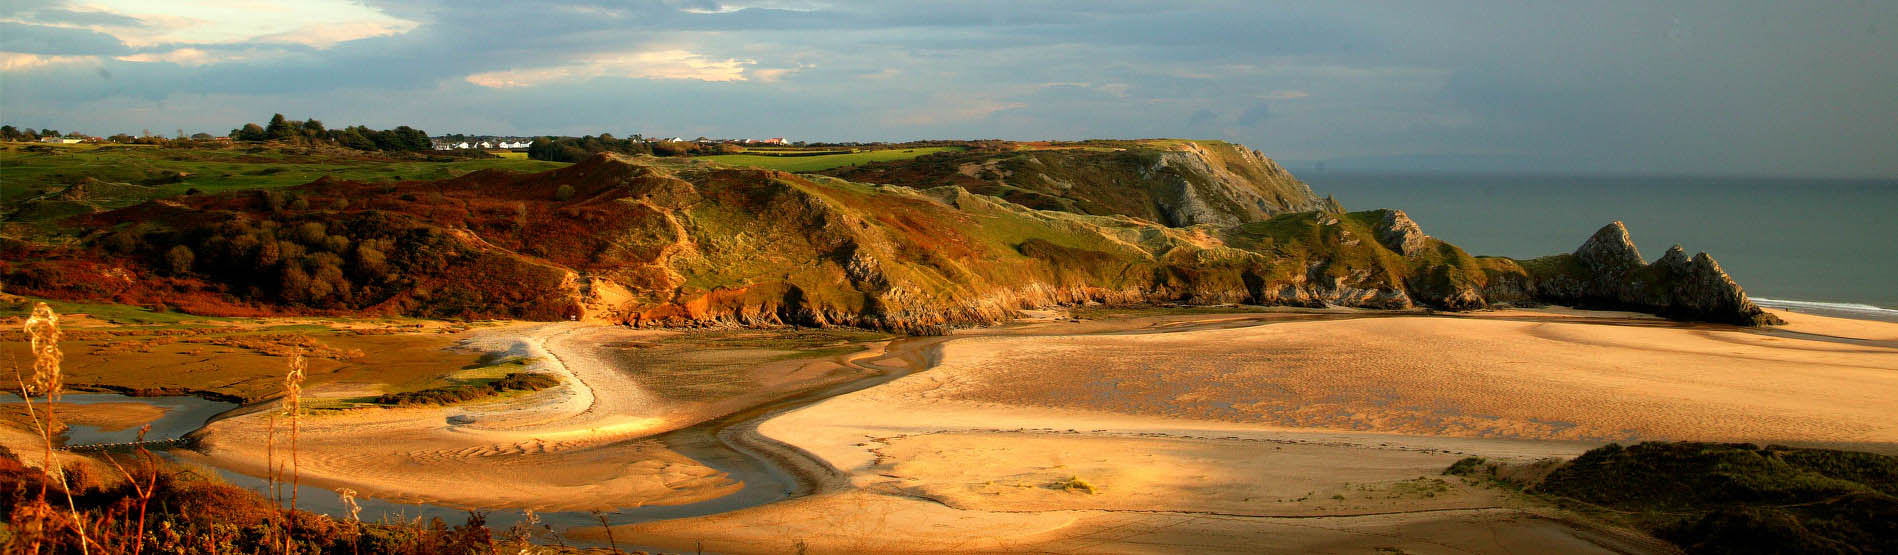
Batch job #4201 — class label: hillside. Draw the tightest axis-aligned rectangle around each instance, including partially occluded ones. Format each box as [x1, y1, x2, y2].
[0, 144, 1779, 331]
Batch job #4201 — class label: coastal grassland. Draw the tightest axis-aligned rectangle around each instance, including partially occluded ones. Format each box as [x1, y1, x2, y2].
[0, 141, 568, 217]
[0, 295, 229, 326]
[0, 309, 487, 402]
[701, 146, 962, 172]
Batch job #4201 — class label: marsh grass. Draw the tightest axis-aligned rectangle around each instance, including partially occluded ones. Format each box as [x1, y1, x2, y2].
[1057, 476, 1099, 495]
[0, 308, 537, 554]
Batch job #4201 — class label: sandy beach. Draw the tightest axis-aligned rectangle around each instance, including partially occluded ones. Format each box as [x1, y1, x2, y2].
[613, 308, 1898, 553]
[24, 305, 1888, 552]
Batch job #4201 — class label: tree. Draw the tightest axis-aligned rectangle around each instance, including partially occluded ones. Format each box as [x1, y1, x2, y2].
[164, 245, 195, 275]
[334, 127, 375, 150]
[190, 132, 213, 140]
[303, 118, 326, 138]
[235, 123, 267, 141]
[265, 113, 293, 140]
[0, 125, 18, 140]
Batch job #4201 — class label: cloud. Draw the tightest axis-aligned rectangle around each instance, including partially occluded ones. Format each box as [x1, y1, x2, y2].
[0, 51, 97, 70]
[466, 49, 754, 88]
[8, 0, 417, 49]
[113, 47, 263, 67]
[1237, 103, 1271, 127]
[2, 2, 1895, 177]
[0, 22, 131, 55]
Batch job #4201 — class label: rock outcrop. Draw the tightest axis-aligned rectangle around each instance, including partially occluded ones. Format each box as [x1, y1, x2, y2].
[1521, 222, 1782, 326]
[1374, 209, 1429, 257]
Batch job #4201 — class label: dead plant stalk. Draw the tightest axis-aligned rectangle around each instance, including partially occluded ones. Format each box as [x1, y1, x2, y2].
[16, 302, 94, 554]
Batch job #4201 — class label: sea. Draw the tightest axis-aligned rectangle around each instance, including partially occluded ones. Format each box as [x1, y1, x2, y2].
[1301, 172, 1898, 322]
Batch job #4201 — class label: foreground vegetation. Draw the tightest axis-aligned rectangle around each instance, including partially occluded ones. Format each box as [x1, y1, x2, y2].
[1448, 442, 1898, 554]
[0, 446, 538, 554]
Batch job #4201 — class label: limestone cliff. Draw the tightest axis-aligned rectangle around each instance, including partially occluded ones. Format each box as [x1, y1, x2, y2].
[824, 139, 1328, 228]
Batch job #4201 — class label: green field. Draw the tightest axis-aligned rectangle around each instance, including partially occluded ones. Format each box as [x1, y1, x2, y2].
[701, 146, 962, 172]
[0, 142, 568, 210]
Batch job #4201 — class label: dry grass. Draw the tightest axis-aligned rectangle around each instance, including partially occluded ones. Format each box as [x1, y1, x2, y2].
[12, 301, 94, 553]
[283, 350, 306, 553]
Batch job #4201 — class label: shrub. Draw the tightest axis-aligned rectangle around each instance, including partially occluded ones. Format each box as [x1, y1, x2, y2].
[553, 184, 575, 201]
[293, 222, 327, 244]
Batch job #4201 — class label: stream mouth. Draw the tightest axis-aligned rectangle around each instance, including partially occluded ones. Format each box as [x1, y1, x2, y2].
[11, 312, 1383, 541]
[6, 334, 951, 546]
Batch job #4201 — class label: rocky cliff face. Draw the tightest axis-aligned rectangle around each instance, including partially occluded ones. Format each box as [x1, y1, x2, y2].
[5, 151, 1782, 331]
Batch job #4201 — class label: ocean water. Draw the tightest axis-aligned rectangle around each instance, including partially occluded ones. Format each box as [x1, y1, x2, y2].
[1301, 172, 1898, 317]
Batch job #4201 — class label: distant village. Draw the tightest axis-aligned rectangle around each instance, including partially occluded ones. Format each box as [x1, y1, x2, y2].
[428, 135, 791, 151]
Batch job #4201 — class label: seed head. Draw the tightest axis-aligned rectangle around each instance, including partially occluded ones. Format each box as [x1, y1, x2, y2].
[282, 351, 306, 415]
[24, 303, 64, 400]
[337, 488, 362, 523]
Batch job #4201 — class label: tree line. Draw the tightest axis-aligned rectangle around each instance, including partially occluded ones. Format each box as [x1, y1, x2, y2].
[2, 114, 432, 152]
[229, 113, 431, 151]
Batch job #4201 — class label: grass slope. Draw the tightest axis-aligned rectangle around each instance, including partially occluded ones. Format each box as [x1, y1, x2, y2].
[1, 141, 567, 216]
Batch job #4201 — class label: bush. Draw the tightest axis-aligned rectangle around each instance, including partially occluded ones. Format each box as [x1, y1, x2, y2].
[553, 184, 575, 201]
[164, 244, 195, 275]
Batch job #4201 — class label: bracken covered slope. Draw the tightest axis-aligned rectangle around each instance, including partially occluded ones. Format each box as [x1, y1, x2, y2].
[0, 149, 1777, 330]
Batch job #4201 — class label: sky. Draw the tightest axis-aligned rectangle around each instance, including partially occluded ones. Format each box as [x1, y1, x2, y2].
[1, 1, 1894, 177]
